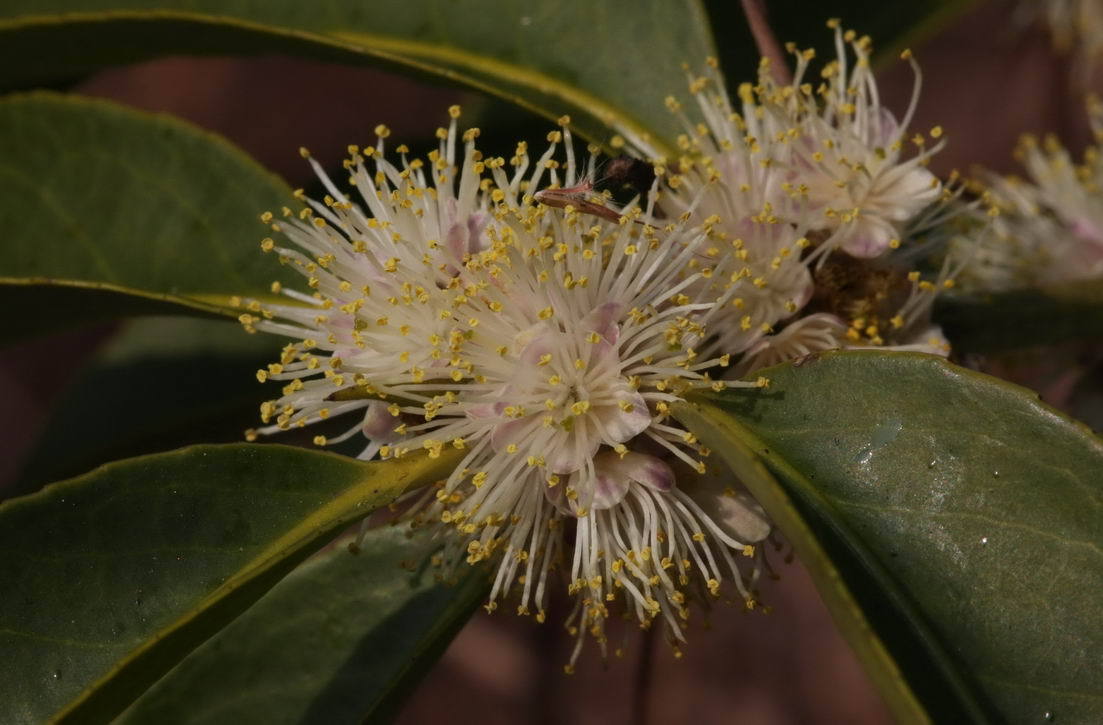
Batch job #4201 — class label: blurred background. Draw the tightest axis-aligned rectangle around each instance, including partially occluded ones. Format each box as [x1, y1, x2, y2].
[4, 1, 1101, 722]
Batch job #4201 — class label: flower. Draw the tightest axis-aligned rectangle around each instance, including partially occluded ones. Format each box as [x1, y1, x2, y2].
[651, 22, 958, 369]
[241, 106, 490, 459]
[664, 21, 944, 264]
[958, 96, 1103, 290]
[245, 111, 775, 667]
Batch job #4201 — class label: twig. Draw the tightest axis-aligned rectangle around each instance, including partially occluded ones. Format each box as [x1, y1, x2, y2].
[740, 0, 792, 85]
[630, 627, 657, 725]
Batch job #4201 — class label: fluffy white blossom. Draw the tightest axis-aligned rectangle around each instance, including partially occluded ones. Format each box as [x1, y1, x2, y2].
[656, 22, 956, 367]
[244, 111, 775, 665]
[959, 97, 1103, 290]
[242, 23, 965, 667]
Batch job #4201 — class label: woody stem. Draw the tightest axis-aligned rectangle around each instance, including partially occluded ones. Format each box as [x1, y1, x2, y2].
[740, 0, 792, 85]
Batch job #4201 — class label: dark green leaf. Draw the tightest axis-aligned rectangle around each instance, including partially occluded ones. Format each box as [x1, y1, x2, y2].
[676, 351, 1103, 723]
[0, 1, 720, 155]
[935, 281, 1103, 353]
[0, 92, 297, 336]
[0, 443, 461, 724]
[12, 317, 281, 498]
[120, 527, 485, 724]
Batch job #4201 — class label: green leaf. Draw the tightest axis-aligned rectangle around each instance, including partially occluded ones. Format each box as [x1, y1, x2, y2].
[675, 351, 1103, 723]
[12, 317, 281, 497]
[0, 443, 461, 724]
[120, 527, 485, 724]
[935, 281, 1103, 353]
[0, 1, 720, 156]
[0, 92, 297, 337]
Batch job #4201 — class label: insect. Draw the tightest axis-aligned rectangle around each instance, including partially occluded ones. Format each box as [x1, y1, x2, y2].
[534, 156, 657, 223]
[533, 178, 623, 222]
[600, 156, 656, 199]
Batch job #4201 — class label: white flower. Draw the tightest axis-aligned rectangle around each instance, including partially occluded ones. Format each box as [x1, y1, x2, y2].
[959, 97, 1103, 290]
[665, 21, 944, 269]
[788, 26, 944, 259]
[245, 112, 775, 666]
[651, 22, 957, 373]
[1019, 127, 1103, 248]
[240, 106, 490, 457]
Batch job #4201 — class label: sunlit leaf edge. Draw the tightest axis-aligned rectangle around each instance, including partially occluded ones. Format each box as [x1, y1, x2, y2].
[1, 90, 298, 332]
[678, 349, 1103, 722]
[0, 442, 463, 724]
[0, 9, 684, 156]
[672, 396, 933, 723]
[116, 527, 488, 725]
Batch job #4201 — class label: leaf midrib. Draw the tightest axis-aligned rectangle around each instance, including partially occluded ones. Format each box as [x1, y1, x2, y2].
[0, 9, 678, 157]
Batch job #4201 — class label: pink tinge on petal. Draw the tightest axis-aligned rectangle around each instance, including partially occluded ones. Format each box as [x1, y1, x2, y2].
[466, 211, 490, 253]
[729, 215, 772, 242]
[443, 198, 469, 262]
[1070, 217, 1103, 245]
[542, 475, 573, 515]
[839, 217, 895, 258]
[581, 302, 625, 345]
[868, 106, 901, 148]
[332, 346, 360, 363]
[589, 452, 634, 509]
[362, 400, 402, 442]
[465, 403, 498, 419]
[596, 450, 674, 494]
[446, 210, 490, 261]
[566, 469, 596, 516]
[713, 488, 771, 543]
[593, 387, 651, 443]
[876, 167, 940, 222]
[490, 416, 530, 453]
[682, 467, 771, 543]
[591, 469, 630, 510]
[586, 339, 618, 372]
[329, 313, 356, 330]
[326, 314, 358, 348]
[778, 261, 814, 311]
[518, 332, 556, 366]
[445, 221, 468, 263]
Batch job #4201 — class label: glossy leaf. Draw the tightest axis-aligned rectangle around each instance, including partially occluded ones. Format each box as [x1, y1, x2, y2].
[0, 1, 720, 156]
[676, 351, 1103, 723]
[0, 443, 460, 724]
[935, 281, 1103, 353]
[0, 92, 296, 336]
[120, 527, 486, 724]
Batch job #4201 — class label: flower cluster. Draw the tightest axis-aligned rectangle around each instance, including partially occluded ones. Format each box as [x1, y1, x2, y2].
[659, 20, 957, 364]
[959, 96, 1103, 291]
[241, 22, 960, 666]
